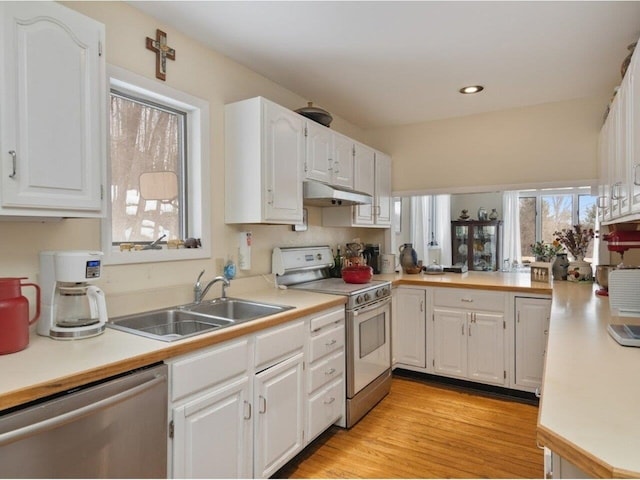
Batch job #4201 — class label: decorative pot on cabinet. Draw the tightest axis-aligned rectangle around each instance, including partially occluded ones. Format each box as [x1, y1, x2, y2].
[567, 256, 593, 283]
[552, 253, 569, 281]
[399, 243, 419, 274]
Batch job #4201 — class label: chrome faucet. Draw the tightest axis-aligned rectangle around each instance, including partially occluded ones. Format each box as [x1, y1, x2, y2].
[194, 270, 230, 303]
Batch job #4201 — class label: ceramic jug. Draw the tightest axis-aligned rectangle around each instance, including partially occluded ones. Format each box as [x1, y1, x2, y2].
[0, 278, 41, 354]
[399, 243, 418, 272]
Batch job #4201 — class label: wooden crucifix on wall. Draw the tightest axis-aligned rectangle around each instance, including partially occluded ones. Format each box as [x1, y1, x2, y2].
[146, 29, 175, 81]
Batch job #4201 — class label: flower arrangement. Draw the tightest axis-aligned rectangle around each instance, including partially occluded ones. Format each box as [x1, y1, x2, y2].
[553, 225, 595, 261]
[530, 241, 564, 262]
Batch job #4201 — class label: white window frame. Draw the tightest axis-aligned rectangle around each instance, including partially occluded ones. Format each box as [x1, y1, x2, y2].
[101, 65, 211, 265]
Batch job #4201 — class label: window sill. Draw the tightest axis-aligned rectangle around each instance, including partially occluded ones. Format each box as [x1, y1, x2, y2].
[103, 245, 211, 266]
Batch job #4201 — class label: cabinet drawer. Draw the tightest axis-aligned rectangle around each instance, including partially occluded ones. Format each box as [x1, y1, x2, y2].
[309, 322, 344, 363]
[433, 288, 505, 312]
[254, 320, 305, 371]
[308, 351, 344, 393]
[310, 307, 344, 332]
[307, 379, 343, 443]
[169, 338, 249, 402]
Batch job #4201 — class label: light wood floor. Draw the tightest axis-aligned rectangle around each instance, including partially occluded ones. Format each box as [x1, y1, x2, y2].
[277, 375, 543, 478]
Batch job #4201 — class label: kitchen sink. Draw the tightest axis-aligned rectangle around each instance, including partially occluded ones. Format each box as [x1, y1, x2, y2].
[107, 309, 235, 342]
[107, 298, 294, 342]
[183, 297, 294, 321]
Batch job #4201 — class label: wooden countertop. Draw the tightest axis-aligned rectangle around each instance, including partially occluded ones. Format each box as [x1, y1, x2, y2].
[0, 288, 345, 412]
[381, 270, 553, 295]
[536, 281, 640, 478]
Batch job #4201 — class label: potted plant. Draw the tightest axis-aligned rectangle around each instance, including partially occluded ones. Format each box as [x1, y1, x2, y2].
[530, 241, 563, 262]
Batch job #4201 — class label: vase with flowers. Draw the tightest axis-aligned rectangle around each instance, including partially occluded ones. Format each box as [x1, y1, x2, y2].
[530, 241, 563, 262]
[553, 225, 595, 282]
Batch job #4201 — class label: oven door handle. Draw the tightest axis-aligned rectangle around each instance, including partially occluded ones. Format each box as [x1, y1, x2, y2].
[352, 297, 391, 316]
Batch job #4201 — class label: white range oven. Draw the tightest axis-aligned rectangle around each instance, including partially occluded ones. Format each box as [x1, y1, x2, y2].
[272, 246, 392, 427]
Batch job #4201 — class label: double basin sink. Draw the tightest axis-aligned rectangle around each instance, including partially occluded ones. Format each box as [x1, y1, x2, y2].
[107, 297, 294, 342]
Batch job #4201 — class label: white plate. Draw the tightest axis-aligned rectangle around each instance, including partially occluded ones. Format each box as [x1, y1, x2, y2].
[458, 244, 468, 255]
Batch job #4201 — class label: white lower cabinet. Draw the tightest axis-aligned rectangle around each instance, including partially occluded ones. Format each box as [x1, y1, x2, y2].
[254, 352, 305, 479]
[168, 307, 345, 479]
[392, 287, 427, 368]
[431, 288, 507, 386]
[305, 308, 345, 440]
[172, 376, 251, 478]
[514, 296, 551, 392]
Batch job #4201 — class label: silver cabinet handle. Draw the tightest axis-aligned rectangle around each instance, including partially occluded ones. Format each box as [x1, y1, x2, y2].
[420, 300, 424, 312]
[244, 400, 252, 420]
[323, 397, 336, 405]
[325, 368, 336, 376]
[461, 298, 474, 303]
[635, 164, 640, 186]
[325, 339, 337, 347]
[258, 395, 267, 414]
[8, 150, 16, 179]
[461, 324, 465, 336]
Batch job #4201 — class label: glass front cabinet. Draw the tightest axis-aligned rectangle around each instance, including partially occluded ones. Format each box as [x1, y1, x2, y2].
[451, 220, 503, 271]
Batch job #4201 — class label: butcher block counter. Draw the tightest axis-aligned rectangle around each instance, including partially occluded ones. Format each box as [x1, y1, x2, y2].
[0, 288, 345, 412]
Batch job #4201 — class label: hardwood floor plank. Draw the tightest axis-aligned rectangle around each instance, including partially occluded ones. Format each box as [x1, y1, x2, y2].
[277, 376, 543, 478]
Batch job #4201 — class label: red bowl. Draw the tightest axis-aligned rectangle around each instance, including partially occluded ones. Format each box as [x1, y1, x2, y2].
[341, 265, 373, 284]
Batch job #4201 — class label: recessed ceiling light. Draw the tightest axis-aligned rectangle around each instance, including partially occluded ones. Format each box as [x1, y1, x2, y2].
[459, 85, 484, 94]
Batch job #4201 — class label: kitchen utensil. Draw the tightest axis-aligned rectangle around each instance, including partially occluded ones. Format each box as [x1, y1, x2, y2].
[341, 265, 373, 284]
[0, 278, 41, 354]
[295, 102, 333, 127]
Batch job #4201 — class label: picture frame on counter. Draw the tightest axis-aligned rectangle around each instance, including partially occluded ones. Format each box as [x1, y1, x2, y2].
[530, 261, 552, 284]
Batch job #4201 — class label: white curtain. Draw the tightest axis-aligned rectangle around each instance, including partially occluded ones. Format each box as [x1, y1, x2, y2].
[410, 195, 451, 266]
[410, 196, 430, 263]
[433, 194, 451, 265]
[502, 191, 522, 267]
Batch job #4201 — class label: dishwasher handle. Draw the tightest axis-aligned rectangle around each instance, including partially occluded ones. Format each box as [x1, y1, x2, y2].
[0, 374, 166, 447]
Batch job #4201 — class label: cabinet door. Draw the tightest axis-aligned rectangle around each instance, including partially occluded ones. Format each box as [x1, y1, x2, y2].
[352, 143, 375, 225]
[393, 288, 426, 368]
[597, 121, 610, 222]
[515, 297, 551, 390]
[0, 2, 104, 213]
[263, 102, 304, 222]
[374, 152, 392, 226]
[629, 44, 640, 214]
[467, 311, 505, 386]
[433, 308, 467, 379]
[304, 121, 332, 184]
[172, 377, 252, 479]
[331, 133, 354, 189]
[254, 352, 304, 479]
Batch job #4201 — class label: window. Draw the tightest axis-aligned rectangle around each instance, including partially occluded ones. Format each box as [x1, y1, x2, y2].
[102, 65, 210, 265]
[110, 91, 186, 244]
[519, 188, 597, 262]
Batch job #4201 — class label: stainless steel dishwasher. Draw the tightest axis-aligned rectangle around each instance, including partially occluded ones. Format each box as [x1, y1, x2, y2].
[0, 363, 168, 478]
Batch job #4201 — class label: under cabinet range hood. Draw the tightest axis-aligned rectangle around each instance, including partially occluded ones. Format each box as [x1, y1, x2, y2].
[303, 181, 372, 207]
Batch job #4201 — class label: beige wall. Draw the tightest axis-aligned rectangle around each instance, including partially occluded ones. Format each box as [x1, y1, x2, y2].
[365, 96, 608, 195]
[1, 1, 382, 315]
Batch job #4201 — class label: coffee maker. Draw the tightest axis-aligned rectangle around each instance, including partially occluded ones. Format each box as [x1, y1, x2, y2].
[38, 251, 108, 340]
[363, 244, 381, 274]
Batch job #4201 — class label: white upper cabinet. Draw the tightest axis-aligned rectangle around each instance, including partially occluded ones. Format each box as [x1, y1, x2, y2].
[225, 97, 304, 224]
[322, 147, 392, 228]
[303, 121, 354, 189]
[0, 2, 105, 217]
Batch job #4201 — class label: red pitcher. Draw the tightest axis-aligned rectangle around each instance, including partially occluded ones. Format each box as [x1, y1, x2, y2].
[0, 278, 41, 354]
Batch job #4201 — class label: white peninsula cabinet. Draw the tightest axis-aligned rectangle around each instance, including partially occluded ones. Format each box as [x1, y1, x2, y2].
[432, 288, 507, 386]
[225, 97, 304, 224]
[392, 287, 427, 369]
[167, 306, 345, 479]
[0, 2, 106, 218]
[514, 296, 551, 393]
